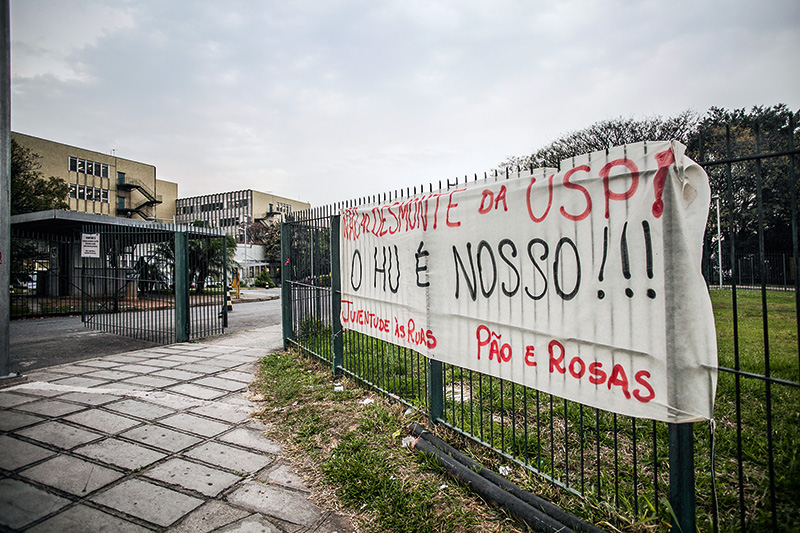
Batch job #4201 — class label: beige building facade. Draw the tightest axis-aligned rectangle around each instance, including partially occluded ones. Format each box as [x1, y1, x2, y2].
[12, 132, 177, 221]
[175, 189, 310, 236]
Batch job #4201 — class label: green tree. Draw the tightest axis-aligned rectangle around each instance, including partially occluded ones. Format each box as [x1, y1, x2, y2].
[686, 104, 799, 254]
[153, 221, 238, 295]
[499, 110, 699, 171]
[11, 138, 69, 215]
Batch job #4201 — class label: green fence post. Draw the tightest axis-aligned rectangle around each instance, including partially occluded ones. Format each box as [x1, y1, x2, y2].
[281, 221, 293, 349]
[222, 232, 228, 328]
[428, 359, 443, 424]
[174, 230, 189, 343]
[330, 215, 343, 375]
[668, 422, 695, 532]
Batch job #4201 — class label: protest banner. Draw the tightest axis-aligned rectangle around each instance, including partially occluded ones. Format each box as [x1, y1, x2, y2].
[340, 141, 717, 423]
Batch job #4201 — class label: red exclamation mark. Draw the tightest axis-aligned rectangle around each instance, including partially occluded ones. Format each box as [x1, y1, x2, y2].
[651, 148, 675, 219]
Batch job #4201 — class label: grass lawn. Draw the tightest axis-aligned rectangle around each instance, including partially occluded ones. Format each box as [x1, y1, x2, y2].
[261, 288, 798, 531]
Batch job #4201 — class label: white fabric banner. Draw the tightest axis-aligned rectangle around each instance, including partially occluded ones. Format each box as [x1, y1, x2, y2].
[340, 141, 717, 423]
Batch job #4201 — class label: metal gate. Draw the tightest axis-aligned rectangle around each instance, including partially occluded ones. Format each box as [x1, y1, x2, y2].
[80, 222, 227, 343]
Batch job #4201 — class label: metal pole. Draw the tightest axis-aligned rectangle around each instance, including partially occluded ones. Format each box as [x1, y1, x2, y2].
[281, 221, 293, 349]
[669, 422, 695, 532]
[714, 195, 722, 288]
[174, 231, 189, 343]
[0, 0, 10, 378]
[330, 215, 343, 375]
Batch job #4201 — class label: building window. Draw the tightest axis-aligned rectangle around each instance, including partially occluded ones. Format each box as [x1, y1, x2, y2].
[68, 184, 77, 199]
[69, 156, 110, 177]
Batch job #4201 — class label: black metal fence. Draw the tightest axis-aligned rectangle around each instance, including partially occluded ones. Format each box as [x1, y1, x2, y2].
[283, 118, 799, 531]
[11, 222, 227, 344]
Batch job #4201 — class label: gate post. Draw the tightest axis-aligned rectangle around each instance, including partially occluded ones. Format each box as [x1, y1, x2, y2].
[330, 215, 343, 375]
[668, 422, 695, 532]
[174, 231, 189, 343]
[281, 221, 293, 349]
[428, 359, 443, 424]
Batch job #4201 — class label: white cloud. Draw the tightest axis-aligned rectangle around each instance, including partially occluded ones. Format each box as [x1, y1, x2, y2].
[9, 0, 800, 206]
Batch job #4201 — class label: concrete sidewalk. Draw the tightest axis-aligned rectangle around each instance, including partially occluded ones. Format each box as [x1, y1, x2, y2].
[0, 325, 354, 532]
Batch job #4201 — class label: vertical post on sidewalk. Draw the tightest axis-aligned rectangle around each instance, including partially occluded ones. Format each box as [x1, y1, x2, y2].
[669, 422, 695, 532]
[222, 232, 228, 328]
[0, 0, 11, 378]
[174, 230, 189, 343]
[330, 215, 343, 375]
[281, 221, 293, 349]
[428, 359, 443, 424]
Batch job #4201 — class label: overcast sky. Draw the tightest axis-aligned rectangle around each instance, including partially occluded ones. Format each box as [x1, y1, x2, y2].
[10, 1, 800, 207]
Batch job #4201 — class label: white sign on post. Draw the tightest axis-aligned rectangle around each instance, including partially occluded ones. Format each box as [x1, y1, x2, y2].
[340, 141, 717, 423]
[81, 233, 100, 258]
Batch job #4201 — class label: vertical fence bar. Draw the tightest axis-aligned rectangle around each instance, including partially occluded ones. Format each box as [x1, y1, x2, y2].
[330, 215, 343, 374]
[281, 221, 293, 349]
[669, 422, 695, 532]
[428, 359, 443, 424]
[174, 230, 189, 343]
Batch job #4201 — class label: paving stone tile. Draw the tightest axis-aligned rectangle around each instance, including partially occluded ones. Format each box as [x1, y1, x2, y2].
[159, 413, 232, 437]
[103, 382, 150, 392]
[219, 428, 282, 455]
[0, 410, 45, 431]
[55, 391, 121, 406]
[134, 391, 204, 410]
[14, 399, 85, 417]
[64, 409, 140, 434]
[75, 438, 167, 470]
[196, 358, 243, 369]
[227, 480, 321, 526]
[216, 353, 260, 363]
[102, 355, 148, 364]
[216, 514, 283, 532]
[114, 364, 164, 374]
[140, 358, 182, 368]
[144, 457, 242, 497]
[84, 369, 138, 381]
[185, 442, 273, 474]
[0, 478, 70, 530]
[257, 462, 309, 491]
[152, 368, 202, 381]
[26, 503, 151, 533]
[21, 455, 124, 496]
[194, 377, 246, 392]
[189, 402, 251, 424]
[105, 399, 176, 420]
[78, 360, 122, 369]
[50, 376, 112, 388]
[120, 375, 180, 389]
[24, 373, 70, 384]
[166, 383, 227, 401]
[0, 435, 55, 470]
[16, 420, 103, 449]
[215, 370, 254, 383]
[120, 424, 202, 453]
[91, 479, 203, 527]
[0, 391, 37, 408]
[167, 500, 251, 533]
[174, 363, 224, 374]
[37, 365, 89, 375]
[163, 355, 205, 363]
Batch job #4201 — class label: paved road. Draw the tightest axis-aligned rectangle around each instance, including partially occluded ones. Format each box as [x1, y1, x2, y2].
[9, 297, 283, 373]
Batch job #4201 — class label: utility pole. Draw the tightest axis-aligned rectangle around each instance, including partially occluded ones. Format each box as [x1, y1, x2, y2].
[1, 0, 12, 379]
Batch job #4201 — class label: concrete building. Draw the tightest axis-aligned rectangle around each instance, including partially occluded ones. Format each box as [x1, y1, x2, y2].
[176, 190, 310, 283]
[11, 132, 178, 222]
[175, 189, 309, 234]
